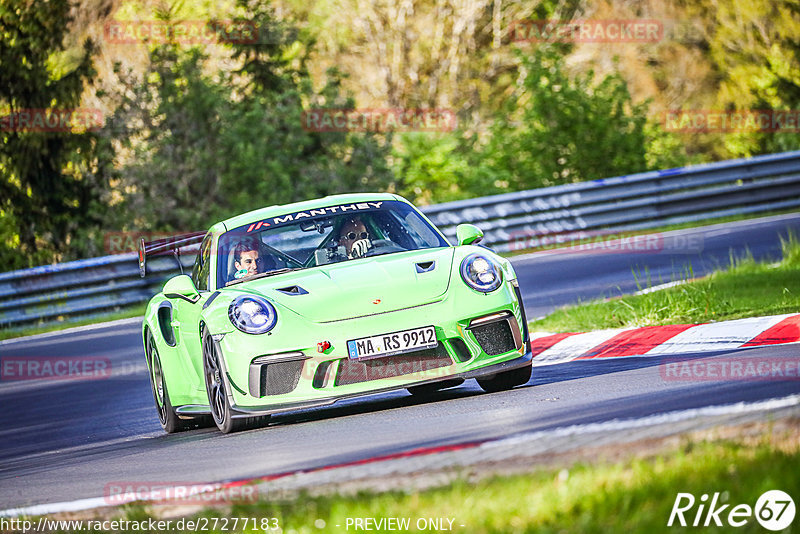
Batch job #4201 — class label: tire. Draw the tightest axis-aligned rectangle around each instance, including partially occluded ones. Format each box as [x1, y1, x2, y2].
[146, 331, 191, 433]
[407, 378, 464, 396]
[476, 363, 532, 393]
[202, 327, 268, 433]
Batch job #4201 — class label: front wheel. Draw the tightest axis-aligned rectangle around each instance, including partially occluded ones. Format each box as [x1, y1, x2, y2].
[476, 364, 532, 393]
[202, 327, 268, 433]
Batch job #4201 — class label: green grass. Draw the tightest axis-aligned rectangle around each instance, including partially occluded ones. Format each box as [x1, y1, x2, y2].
[82, 425, 798, 533]
[0, 304, 145, 341]
[529, 233, 800, 333]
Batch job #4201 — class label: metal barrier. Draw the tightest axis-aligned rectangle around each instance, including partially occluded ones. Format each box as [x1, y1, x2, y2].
[0, 253, 196, 331]
[424, 150, 800, 253]
[2, 150, 800, 331]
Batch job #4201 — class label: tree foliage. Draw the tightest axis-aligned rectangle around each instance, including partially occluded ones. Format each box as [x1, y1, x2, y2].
[390, 133, 473, 205]
[0, 0, 104, 269]
[708, 0, 800, 156]
[104, 1, 394, 233]
[391, 45, 689, 205]
[0, 0, 793, 272]
[483, 47, 650, 188]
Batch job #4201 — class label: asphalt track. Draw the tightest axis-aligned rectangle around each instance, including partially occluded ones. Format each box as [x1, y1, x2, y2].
[1, 213, 799, 511]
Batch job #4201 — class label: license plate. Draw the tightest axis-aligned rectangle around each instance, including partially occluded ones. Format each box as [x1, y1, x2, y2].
[347, 326, 437, 360]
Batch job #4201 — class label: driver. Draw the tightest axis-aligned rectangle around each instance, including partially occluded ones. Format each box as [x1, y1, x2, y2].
[337, 216, 372, 259]
[232, 240, 260, 279]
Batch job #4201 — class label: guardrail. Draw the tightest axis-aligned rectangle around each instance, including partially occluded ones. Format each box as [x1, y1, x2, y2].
[0, 252, 196, 331]
[424, 150, 800, 253]
[2, 150, 800, 331]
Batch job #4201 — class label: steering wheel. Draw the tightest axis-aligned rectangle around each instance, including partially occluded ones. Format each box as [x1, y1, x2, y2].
[364, 239, 405, 256]
[261, 242, 303, 268]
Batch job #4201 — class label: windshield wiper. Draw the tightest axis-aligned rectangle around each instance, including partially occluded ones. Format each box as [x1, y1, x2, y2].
[225, 267, 299, 287]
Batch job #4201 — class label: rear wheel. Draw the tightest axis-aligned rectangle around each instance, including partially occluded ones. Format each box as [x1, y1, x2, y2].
[476, 364, 532, 393]
[146, 331, 191, 433]
[202, 327, 268, 433]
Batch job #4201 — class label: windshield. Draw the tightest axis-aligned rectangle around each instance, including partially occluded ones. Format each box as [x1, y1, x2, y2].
[217, 200, 449, 287]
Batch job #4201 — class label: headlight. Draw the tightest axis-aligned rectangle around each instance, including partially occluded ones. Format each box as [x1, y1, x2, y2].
[460, 253, 503, 293]
[228, 295, 277, 334]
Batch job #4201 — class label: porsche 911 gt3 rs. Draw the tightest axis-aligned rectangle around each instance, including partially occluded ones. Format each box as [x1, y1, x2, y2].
[140, 193, 532, 433]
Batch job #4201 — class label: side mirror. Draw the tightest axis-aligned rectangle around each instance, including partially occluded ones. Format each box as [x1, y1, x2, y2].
[163, 274, 201, 304]
[456, 224, 484, 246]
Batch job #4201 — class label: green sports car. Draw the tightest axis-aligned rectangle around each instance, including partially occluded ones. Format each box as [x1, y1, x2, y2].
[139, 193, 532, 433]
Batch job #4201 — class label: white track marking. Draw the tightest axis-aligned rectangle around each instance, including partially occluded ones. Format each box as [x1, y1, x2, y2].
[484, 394, 800, 449]
[0, 497, 110, 518]
[634, 280, 689, 295]
[533, 329, 630, 365]
[645, 314, 793, 354]
[528, 331, 558, 341]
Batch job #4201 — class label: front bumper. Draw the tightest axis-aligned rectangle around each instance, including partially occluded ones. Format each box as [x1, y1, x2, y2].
[229, 351, 532, 418]
[199, 279, 529, 418]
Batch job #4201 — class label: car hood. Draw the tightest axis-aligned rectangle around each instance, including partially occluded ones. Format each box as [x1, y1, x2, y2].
[237, 247, 456, 323]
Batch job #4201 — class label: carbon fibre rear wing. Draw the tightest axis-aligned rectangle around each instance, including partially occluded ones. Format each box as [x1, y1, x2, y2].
[138, 231, 206, 277]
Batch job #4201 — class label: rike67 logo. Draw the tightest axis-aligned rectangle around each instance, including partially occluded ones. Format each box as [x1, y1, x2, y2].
[668, 490, 795, 531]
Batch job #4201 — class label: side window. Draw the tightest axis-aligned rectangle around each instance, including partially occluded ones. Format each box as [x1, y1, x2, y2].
[192, 235, 212, 291]
[403, 211, 441, 246]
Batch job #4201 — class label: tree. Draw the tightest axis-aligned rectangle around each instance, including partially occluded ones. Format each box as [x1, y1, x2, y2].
[288, 0, 581, 118]
[467, 46, 669, 190]
[103, 45, 231, 231]
[390, 133, 473, 205]
[708, 0, 800, 156]
[105, 1, 394, 234]
[0, 0, 104, 269]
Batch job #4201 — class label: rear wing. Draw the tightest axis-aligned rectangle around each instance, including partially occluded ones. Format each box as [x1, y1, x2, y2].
[138, 231, 206, 277]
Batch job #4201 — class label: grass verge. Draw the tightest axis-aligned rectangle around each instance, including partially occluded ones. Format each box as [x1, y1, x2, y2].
[55, 419, 799, 533]
[0, 304, 145, 342]
[243, 428, 798, 533]
[529, 233, 800, 333]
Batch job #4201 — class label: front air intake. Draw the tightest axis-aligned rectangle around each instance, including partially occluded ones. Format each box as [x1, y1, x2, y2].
[468, 312, 523, 356]
[248, 353, 307, 397]
[447, 337, 472, 362]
